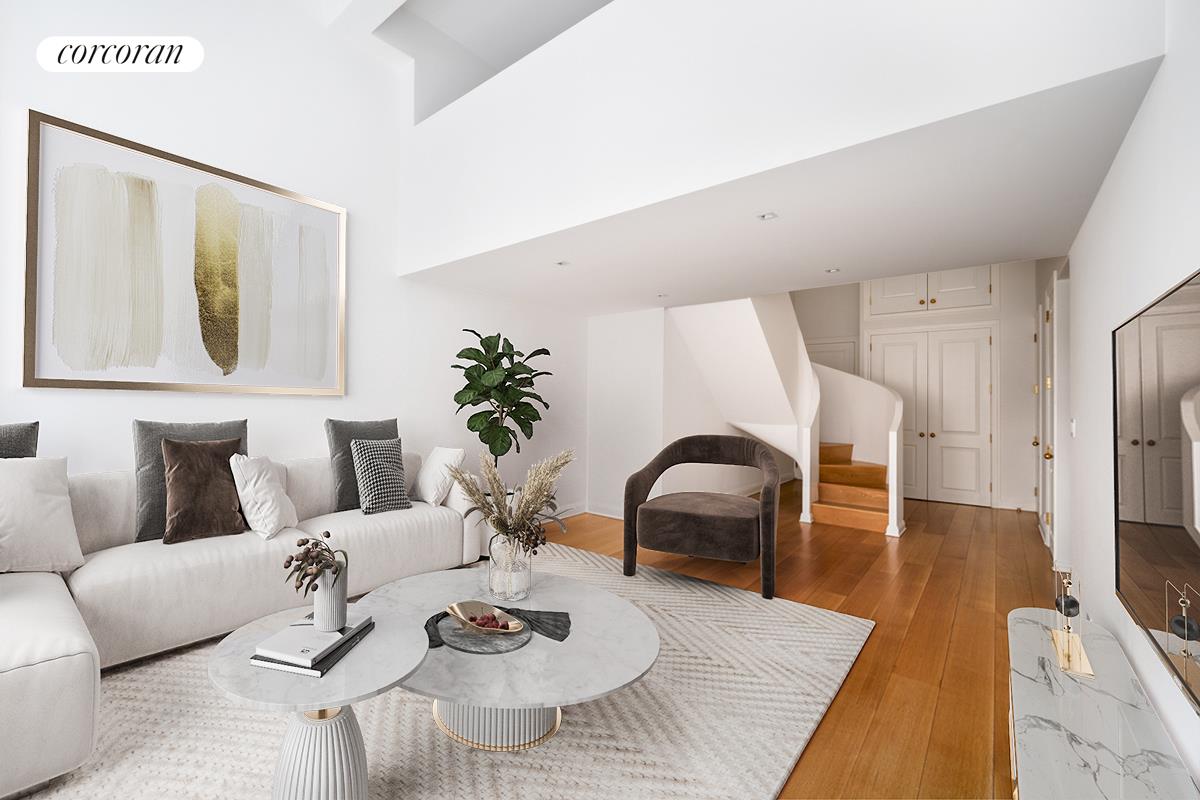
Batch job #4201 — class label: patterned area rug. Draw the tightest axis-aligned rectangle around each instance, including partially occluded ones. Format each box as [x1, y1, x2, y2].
[34, 544, 872, 800]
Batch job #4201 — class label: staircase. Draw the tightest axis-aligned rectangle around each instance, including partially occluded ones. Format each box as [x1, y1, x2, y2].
[813, 442, 889, 533]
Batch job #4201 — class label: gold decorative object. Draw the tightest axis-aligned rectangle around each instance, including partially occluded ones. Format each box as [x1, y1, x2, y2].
[446, 600, 524, 634]
[1052, 571, 1093, 678]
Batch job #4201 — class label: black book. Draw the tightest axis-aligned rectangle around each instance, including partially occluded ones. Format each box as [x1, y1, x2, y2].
[249, 620, 375, 677]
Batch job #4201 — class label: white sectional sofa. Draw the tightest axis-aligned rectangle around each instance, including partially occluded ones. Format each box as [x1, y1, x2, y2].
[0, 452, 484, 798]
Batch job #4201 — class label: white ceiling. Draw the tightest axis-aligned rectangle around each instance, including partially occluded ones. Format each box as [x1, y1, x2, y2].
[375, 0, 611, 120]
[405, 58, 1161, 315]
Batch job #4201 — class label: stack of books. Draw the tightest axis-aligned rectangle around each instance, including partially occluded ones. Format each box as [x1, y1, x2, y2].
[250, 612, 374, 677]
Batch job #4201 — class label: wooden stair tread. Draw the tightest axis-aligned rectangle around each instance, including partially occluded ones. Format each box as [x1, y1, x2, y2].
[818, 481, 888, 509]
[818, 441, 854, 465]
[819, 460, 887, 489]
[811, 497, 889, 533]
[813, 500, 888, 514]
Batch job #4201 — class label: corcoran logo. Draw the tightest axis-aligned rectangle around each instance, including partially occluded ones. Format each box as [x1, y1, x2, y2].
[37, 36, 203, 72]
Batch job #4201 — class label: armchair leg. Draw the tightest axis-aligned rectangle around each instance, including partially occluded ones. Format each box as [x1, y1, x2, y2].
[760, 556, 775, 600]
[623, 547, 637, 577]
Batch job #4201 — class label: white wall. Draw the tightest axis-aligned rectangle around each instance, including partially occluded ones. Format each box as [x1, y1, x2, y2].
[585, 309, 664, 518]
[860, 262, 1039, 510]
[397, 0, 1164, 272]
[791, 283, 861, 341]
[0, 1, 588, 511]
[1066, 0, 1200, 772]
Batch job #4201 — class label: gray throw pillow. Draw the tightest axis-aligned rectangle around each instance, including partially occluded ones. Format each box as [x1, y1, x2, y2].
[133, 419, 247, 542]
[0, 421, 39, 458]
[325, 418, 398, 511]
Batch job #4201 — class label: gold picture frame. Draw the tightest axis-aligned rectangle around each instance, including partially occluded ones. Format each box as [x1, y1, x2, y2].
[24, 110, 347, 395]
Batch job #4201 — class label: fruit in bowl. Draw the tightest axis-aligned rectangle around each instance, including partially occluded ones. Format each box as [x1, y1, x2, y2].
[446, 600, 524, 634]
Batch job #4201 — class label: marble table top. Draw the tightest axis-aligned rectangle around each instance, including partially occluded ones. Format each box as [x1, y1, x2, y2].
[1007, 608, 1199, 800]
[208, 606, 428, 713]
[356, 568, 660, 709]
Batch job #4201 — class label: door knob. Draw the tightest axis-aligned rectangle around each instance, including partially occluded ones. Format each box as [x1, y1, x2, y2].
[929, 432, 937, 438]
[918, 432, 925, 438]
[1131, 439, 1140, 446]
[929, 297, 937, 304]
[918, 299, 926, 305]
[1147, 439, 1157, 446]
[1032, 437, 1039, 447]
[1044, 448, 1054, 460]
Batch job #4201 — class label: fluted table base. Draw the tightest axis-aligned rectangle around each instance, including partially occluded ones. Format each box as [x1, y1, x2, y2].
[273, 707, 367, 800]
[432, 700, 561, 751]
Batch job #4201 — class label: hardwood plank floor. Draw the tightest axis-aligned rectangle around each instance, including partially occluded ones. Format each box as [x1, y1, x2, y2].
[546, 480, 1054, 799]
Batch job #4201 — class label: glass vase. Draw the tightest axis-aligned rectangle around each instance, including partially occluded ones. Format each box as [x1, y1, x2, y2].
[488, 533, 531, 602]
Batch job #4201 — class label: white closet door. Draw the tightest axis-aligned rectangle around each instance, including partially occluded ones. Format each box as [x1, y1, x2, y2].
[927, 328, 992, 506]
[870, 332, 928, 499]
[869, 273, 928, 314]
[1115, 322, 1144, 522]
[927, 265, 991, 310]
[1139, 311, 1200, 525]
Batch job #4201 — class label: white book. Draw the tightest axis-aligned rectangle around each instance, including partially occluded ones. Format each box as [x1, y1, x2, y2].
[254, 612, 373, 668]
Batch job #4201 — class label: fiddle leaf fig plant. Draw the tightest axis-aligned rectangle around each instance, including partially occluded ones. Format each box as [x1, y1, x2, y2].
[452, 330, 552, 459]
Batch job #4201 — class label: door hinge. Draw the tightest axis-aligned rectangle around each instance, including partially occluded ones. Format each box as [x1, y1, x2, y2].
[1034, 332, 1038, 343]
[1034, 383, 1040, 395]
[989, 283, 993, 294]
[1034, 486, 1039, 497]
[1044, 511, 1052, 526]
[1045, 376, 1052, 390]
[869, 342, 873, 351]
[1045, 309, 1052, 323]
[989, 383, 993, 395]
[989, 482, 993, 492]
[988, 335, 992, 345]
[989, 433, 992, 443]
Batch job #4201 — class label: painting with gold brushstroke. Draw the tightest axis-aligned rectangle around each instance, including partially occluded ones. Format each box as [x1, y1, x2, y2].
[23, 111, 345, 395]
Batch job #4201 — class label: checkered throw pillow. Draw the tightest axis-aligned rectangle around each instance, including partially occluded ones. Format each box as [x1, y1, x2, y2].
[349, 438, 412, 514]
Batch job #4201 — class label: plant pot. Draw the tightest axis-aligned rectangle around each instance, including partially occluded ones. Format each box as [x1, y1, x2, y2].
[488, 533, 531, 602]
[313, 564, 348, 632]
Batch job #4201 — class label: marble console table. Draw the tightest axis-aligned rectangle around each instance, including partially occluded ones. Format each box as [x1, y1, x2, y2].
[1007, 608, 1199, 800]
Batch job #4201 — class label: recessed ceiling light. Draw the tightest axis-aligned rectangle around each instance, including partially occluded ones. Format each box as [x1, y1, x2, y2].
[656, 293, 668, 299]
[825, 268, 841, 273]
[756, 211, 778, 221]
[554, 260, 570, 267]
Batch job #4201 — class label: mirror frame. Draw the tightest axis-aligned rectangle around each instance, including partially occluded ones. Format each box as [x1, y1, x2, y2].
[1112, 266, 1200, 713]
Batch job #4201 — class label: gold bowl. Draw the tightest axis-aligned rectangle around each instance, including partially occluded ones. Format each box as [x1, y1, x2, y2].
[446, 600, 525, 634]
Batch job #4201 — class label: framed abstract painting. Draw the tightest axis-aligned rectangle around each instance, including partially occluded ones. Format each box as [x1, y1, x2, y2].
[23, 110, 346, 395]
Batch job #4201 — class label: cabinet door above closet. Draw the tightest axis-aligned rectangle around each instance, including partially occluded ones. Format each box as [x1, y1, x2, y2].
[868, 273, 928, 314]
[927, 265, 991, 310]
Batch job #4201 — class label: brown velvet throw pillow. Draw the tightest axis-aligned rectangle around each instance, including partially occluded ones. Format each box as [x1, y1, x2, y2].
[162, 438, 247, 544]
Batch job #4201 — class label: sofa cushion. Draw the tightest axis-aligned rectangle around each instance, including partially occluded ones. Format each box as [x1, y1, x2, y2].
[0, 420, 39, 458]
[413, 446, 465, 506]
[70, 501, 464, 668]
[286, 453, 422, 522]
[0, 572, 99, 798]
[230, 454, 297, 539]
[0, 457, 86, 573]
[637, 491, 761, 562]
[350, 438, 411, 514]
[133, 419, 248, 542]
[162, 438, 247, 544]
[69, 470, 137, 556]
[324, 418, 398, 511]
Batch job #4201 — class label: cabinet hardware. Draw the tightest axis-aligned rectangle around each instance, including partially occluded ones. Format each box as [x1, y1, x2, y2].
[1032, 437, 1039, 447]
[930, 297, 937, 304]
[929, 432, 938, 438]
[918, 299, 926, 305]
[1131, 439, 1140, 446]
[1044, 447, 1054, 461]
[1147, 439, 1157, 447]
[918, 432, 925, 438]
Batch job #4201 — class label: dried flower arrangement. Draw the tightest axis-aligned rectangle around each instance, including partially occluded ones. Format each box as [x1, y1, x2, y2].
[283, 531, 347, 596]
[448, 449, 574, 555]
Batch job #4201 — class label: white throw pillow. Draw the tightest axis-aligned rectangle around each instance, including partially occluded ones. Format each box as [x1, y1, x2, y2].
[413, 446, 466, 505]
[0, 458, 85, 573]
[229, 454, 299, 539]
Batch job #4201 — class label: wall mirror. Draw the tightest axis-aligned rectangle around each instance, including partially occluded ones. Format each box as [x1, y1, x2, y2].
[1114, 268, 1200, 710]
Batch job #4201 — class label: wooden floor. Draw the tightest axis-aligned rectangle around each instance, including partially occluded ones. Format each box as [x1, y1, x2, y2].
[546, 480, 1055, 799]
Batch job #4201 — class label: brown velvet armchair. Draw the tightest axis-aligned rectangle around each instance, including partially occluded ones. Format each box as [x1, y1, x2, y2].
[624, 435, 780, 598]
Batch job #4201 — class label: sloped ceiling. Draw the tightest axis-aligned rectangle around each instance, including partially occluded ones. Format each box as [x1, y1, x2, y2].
[406, 59, 1161, 314]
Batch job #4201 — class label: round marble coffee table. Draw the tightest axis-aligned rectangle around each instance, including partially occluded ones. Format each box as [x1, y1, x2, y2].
[356, 569, 660, 751]
[209, 606, 427, 800]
